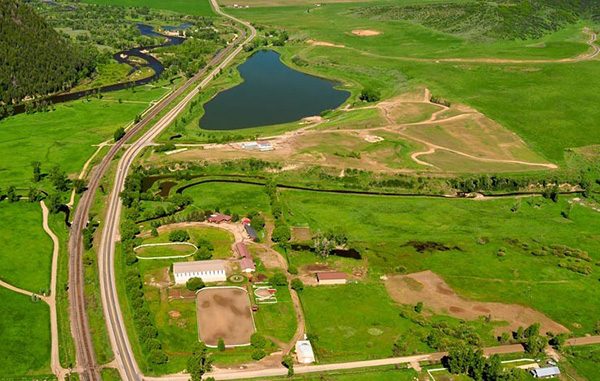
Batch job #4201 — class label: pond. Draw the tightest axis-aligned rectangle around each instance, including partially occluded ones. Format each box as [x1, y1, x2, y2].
[199, 50, 349, 130]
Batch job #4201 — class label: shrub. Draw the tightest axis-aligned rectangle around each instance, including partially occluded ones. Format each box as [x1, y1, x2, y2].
[217, 338, 225, 352]
[169, 229, 189, 242]
[148, 349, 168, 364]
[114, 127, 126, 142]
[272, 224, 291, 243]
[414, 301, 424, 313]
[186, 277, 206, 291]
[287, 265, 298, 275]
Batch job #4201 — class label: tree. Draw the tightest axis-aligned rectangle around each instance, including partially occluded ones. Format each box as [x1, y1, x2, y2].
[31, 161, 42, 182]
[46, 192, 63, 214]
[272, 224, 291, 243]
[483, 355, 503, 380]
[217, 338, 225, 352]
[169, 229, 189, 242]
[72, 179, 87, 194]
[151, 227, 158, 237]
[114, 127, 126, 142]
[251, 333, 267, 349]
[186, 277, 205, 291]
[187, 342, 213, 381]
[270, 271, 288, 287]
[251, 348, 266, 360]
[49, 165, 69, 191]
[291, 278, 304, 292]
[282, 355, 294, 377]
[359, 88, 380, 102]
[28, 187, 42, 202]
[250, 214, 265, 231]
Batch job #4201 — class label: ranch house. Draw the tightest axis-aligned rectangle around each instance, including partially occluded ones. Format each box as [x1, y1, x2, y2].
[173, 260, 227, 284]
[207, 213, 232, 224]
[316, 271, 347, 285]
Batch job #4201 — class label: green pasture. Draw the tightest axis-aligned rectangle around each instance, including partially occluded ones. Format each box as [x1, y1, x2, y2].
[0, 287, 51, 377]
[280, 189, 600, 334]
[0, 84, 169, 188]
[0, 202, 52, 292]
[81, 0, 215, 16]
[565, 345, 600, 380]
[182, 181, 271, 216]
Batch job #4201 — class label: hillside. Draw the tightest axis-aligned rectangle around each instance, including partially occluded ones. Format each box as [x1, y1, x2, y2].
[352, 0, 600, 40]
[0, 0, 96, 108]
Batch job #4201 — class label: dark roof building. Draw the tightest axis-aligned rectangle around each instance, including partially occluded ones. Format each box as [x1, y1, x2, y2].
[244, 224, 258, 241]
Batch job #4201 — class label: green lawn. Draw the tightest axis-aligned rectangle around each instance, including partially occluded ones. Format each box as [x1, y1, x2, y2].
[0, 84, 169, 188]
[253, 285, 298, 344]
[81, 0, 214, 16]
[281, 189, 600, 335]
[0, 202, 52, 292]
[0, 287, 51, 377]
[143, 226, 235, 259]
[182, 181, 271, 216]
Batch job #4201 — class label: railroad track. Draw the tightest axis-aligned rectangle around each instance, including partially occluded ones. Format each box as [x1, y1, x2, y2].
[67, 10, 254, 381]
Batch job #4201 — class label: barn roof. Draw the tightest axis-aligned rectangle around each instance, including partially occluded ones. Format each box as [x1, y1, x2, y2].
[531, 366, 561, 377]
[173, 260, 226, 273]
[316, 271, 347, 281]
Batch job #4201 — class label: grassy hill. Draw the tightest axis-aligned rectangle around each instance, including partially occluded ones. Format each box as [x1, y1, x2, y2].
[0, 0, 96, 109]
[352, 0, 600, 40]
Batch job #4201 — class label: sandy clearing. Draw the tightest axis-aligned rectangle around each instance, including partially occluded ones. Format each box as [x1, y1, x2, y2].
[385, 270, 569, 335]
[352, 29, 381, 36]
[306, 39, 345, 48]
[196, 287, 255, 347]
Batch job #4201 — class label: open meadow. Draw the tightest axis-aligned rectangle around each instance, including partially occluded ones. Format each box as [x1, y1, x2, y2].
[0, 287, 51, 377]
[0, 202, 53, 292]
[0, 84, 169, 188]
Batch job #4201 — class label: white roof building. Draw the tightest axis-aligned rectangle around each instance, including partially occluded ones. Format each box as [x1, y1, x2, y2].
[295, 340, 315, 364]
[530, 366, 561, 379]
[173, 260, 227, 284]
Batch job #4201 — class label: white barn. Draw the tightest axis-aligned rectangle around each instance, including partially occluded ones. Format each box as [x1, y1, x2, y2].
[173, 260, 227, 284]
[295, 340, 315, 364]
[530, 367, 561, 379]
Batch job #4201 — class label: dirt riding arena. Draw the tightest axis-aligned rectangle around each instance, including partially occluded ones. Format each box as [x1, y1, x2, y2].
[385, 271, 568, 335]
[196, 287, 255, 347]
[351, 29, 381, 36]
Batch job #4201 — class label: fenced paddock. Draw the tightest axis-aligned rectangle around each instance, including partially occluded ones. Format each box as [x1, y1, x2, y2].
[196, 286, 256, 347]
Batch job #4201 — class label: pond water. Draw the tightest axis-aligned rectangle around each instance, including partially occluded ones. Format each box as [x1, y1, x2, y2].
[199, 50, 349, 130]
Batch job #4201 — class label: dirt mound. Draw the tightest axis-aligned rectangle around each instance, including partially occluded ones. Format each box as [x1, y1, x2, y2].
[352, 29, 381, 36]
[385, 270, 569, 335]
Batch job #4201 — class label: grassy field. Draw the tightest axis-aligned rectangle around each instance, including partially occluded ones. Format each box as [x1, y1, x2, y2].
[300, 283, 426, 362]
[253, 284, 298, 343]
[281, 189, 600, 335]
[142, 226, 235, 259]
[0, 287, 51, 377]
[0, 83, 169, 188]
[564, 345, 600, 380]
[0, 202, 52, 292]
[81, 0, 214, 16]
[182, 181, 271, 216]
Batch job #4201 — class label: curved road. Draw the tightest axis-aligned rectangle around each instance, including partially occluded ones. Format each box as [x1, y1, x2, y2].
[93, 1, 256, 380]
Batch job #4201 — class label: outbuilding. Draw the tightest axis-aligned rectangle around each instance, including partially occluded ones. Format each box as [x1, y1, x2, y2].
[316, 271, 347, 285]
[235, 242, 256, 273]
[173, 260, 227, 284]
[244, 224, 259, 241]
[530, 366, 561, 379]
[295, 340, 315, 364]
[207, 213, 232, 224]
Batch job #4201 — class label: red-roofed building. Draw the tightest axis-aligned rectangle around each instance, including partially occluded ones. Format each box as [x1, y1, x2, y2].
[235, 242, 255, 273]
[207, 213, 232, 224]
[316, 271, 347, 285]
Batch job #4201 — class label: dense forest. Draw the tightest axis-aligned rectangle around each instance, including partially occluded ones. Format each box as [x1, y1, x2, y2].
[352, 0, 600, 40]
[0, 0, 97, 108]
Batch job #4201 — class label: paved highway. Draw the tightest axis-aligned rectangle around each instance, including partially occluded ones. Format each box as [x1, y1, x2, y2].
[93, 1, 256, 380]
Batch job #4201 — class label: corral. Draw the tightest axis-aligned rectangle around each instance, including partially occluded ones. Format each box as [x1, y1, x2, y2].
[195, 287, 255, 347]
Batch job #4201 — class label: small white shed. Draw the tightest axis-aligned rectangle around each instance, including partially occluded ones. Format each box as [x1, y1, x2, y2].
[295, 340, 315, 364]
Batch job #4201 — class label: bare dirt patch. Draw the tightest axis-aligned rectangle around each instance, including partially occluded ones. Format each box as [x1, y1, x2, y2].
[385, 271, 569, 335]
[306, 39, 345, 48]
[291, 226, 312, 241]
[196, 287, 255, 347]
[352, 29, 381, 36]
